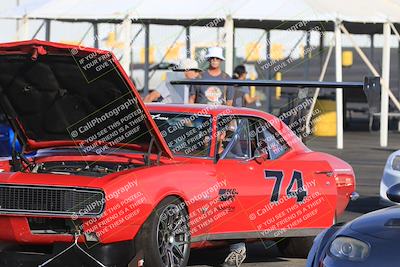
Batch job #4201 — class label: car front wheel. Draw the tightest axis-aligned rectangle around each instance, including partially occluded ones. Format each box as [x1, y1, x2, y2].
[139, 196, 191, 267]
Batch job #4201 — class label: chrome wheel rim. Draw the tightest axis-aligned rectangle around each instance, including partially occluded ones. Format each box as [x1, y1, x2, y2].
[156, 203, 190, 267]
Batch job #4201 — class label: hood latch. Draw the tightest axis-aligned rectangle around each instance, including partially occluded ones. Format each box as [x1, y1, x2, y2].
[31, 45, 47, 61]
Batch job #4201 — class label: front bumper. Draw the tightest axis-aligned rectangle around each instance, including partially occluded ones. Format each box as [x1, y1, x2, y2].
[380, 169, 400, 204]
[0, 239, 136, 267]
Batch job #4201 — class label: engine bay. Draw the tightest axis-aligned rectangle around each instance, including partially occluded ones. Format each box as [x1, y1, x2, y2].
[31, 161, 137, 177]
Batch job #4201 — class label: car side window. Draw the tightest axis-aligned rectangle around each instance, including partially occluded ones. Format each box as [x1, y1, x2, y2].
[151, 112, 212, 157]
[257, 120, 289, 160]
[217, 116, 251, 159]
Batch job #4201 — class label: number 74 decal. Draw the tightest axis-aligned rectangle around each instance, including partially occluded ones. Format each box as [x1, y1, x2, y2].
[264, 170, 307, 203]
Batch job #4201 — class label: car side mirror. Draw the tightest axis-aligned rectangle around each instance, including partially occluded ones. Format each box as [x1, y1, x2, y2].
[387, 183, 400, 203]
[253, 140, 269, 163]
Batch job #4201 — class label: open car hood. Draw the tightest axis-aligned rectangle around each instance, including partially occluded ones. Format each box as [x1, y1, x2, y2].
[0, 40, 172, 158]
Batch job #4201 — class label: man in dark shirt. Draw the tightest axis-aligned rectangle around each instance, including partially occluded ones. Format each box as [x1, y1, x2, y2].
[189, 47, 234, 106]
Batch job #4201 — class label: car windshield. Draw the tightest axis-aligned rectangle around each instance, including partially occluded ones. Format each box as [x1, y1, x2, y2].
[151, 112, 212, 157]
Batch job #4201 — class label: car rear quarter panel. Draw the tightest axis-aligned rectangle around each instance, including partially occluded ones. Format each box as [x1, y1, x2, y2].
[293, 151, 355, 216]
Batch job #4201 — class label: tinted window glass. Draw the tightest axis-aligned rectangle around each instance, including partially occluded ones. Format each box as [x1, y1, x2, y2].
[217, 116, 250, 159]
[151, 112, 211, 157]
[257, 120, 289, 159]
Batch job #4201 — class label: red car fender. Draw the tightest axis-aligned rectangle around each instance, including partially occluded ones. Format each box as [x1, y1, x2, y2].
[86, 163, 219, 243]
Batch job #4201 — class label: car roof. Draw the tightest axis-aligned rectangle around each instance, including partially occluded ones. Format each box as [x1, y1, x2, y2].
[146, 103, 308, 153]
[146, 103, 277, 120]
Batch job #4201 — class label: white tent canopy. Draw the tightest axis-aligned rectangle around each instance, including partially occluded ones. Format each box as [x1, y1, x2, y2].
[2, 0, 400, 33]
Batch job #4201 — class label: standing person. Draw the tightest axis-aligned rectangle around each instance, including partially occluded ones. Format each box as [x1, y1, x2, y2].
[189, 47, 234, 105]
[143, 58, 201, 103]
[232, 65, 260, 107]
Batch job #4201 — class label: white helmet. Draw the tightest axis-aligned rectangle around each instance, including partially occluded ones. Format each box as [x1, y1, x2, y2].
[175, 58, 202, 71]
[205, 47, 225, 61]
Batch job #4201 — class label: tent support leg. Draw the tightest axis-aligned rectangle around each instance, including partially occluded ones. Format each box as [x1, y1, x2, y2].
[381, 22, 391, 147]
[93, 22, 99, 48]
[335, 21, 344, 149]
[121, 16, 132, 75]
[304, 30, 311, 79]
[265, 30, 272, 113]
[17, 16, 29, 41]
[224, 15, 234, 76]
[186, 26, 191, 58]
[144, 23, 150, 96]
[45, 19, 51, 41]
[370, 34, 375, 62]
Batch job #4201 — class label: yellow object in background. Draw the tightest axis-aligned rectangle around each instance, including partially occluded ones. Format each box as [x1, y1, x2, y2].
[342, 50, 353, 67]
[165, 43, 183, 61]
[60, 41, 80, 46]
[275, 71, 282, 100]
[271, 43, 284, 60]
[313, 100, 337, 137]
[299, 44, 305, 59]
[140, 46, 155, 64]
[161, 72, 167, 81]
[105, 32, 125, 49]
[245, 42, 261, 62]
[249, 72, 257, 97]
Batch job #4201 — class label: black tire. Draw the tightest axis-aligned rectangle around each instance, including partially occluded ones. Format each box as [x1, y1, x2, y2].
[276, 236, 315, 258]
[139, 196, 191, 267]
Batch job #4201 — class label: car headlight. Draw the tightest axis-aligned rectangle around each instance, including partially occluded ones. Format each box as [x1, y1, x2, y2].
[392, 156, 400, 171]
[329, 237, 370, 261]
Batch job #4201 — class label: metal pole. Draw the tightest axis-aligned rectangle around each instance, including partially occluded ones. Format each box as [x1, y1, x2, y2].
[32, 20, 45, 39]
[265, 30, 272, 113]
[21, 16, 29, 40]
[370, 34, 375, 63]
[381, 22, 391, 147]
[224, 15, 234, 75]
[121, 17, 132, 75]
[335, 21, 344, 149]
[319, 30, 324, 68]
[45, 19, 51, 41]
[185, 26, 191, 58]
[144, 23, 150, 96]
[16, 0, 20, 40]
[93, 22, 99, 48]
[304, 30, 311, 80]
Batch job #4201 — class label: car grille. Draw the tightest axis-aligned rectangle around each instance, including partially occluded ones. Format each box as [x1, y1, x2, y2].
[0, 184, 105, 217]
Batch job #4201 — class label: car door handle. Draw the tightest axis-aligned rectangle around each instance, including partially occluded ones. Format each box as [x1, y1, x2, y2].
[315, 170, 333, 177]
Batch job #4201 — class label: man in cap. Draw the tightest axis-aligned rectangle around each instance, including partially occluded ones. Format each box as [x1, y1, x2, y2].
[189, 47, 234, 106]
[143, 58, 201, 103]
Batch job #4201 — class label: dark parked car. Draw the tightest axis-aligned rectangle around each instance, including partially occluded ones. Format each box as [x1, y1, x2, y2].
[306, 183, 400, 267]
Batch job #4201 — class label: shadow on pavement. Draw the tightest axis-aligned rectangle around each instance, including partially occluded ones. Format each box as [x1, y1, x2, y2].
[188, 241, 292, 266]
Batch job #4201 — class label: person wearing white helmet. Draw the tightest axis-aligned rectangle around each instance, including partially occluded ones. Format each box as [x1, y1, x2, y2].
[143, 58, 201, 103]
[189, 47, 234, 106]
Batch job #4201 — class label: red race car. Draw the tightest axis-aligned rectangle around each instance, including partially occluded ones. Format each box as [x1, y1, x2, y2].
[0, 40, 356, 267]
